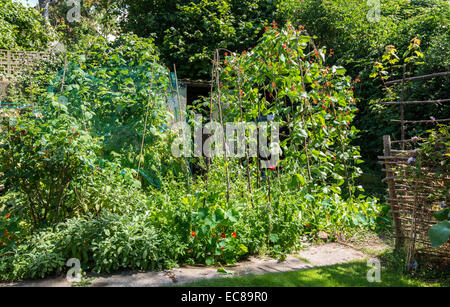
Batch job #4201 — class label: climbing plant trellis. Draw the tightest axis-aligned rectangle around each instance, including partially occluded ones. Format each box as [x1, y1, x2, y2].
[0, 49, 51, 106]
[0, 49, 51, 76]
[378, 68, 450, 266]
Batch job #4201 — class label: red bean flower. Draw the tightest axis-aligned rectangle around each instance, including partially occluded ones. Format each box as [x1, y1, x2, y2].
[191, 231, 196, 237]
[232, 232, 237, 238]
[221, 233, 226, 238]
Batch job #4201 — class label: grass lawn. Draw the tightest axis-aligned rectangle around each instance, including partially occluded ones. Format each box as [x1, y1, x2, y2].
[181, 261, 448, 287]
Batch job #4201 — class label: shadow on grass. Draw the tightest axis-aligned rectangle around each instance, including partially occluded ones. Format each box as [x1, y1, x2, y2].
[181, 261, 445, 287]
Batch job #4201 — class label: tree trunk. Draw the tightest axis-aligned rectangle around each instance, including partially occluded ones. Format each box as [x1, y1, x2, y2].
[38, 0, 50, 20]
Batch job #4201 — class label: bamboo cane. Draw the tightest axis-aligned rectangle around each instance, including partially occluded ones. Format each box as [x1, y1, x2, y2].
[295, 33, 312, 181]
[136, 64, 156, 178]
[214, 49, 230, 202]
[236, 56, 254, 205]
[173, 64, 191, 192]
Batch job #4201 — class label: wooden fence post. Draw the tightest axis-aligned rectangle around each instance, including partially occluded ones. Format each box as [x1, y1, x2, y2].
[400, 64, 406, 150]
[383, 135, 404, 251]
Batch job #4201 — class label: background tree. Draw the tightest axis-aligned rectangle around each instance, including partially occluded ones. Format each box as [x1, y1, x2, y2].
[46, 0, 124, 51]
[120, 0, 285, 79]
[0, 0, 52, 50]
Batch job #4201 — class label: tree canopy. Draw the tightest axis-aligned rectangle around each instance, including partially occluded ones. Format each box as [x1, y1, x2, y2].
[0, 0, 52, 50]
[121, 0, 284, 79]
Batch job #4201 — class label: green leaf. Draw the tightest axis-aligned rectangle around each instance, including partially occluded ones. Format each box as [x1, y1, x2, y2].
[205, 257, 215, 266]
[298, 35, 310, 44]
[433, 208, 450, 221]
[332, 66, 346, 75]
[239, 244, 248, 254]
[198, 207, 208, 219]
[428, 221, 450, 248]
[269, 233, 279, 243]
[213, 208, 225, 223]
[226, 209, 239, 223]
[289, 173, 306, 189]
[217, 267, 233, 275]
[305, 194, 315, 202]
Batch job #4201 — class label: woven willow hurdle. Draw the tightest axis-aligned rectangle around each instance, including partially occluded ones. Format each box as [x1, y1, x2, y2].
[0, 49, 50, 76]
[378, 69, 449, 266]
[380, 136, 450, 264]
[0, 49, 51, 99]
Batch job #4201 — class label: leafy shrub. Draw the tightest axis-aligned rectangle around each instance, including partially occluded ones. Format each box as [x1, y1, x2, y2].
[0, 110, 96, 227]
[0, 105, 146, 229]
[44, 34, 184, 184]
[0, 210, 186, 280]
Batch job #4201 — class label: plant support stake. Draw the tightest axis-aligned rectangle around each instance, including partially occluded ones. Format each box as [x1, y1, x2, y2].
[215, 49, 230, 202]
[136, 64, 156, 178]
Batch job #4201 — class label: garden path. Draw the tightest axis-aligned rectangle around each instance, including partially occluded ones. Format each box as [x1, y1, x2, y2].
[3, 241, 389, 287]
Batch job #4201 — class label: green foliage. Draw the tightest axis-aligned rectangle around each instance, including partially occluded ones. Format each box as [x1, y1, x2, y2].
[0, 0, 52, 50]
[0, 211, 185, 280]
[0, 34, 179, 228]
[282, 0, 450, 168]
[46, 0, 123, 51]
[0, 9, 389, 282]
[0, 159, 381, 280]
[0, 110, 96, 226]
[2, 55, 63, 108]
[121, 0, 284, 78]
[217, 23, 363, 197]
[51, 34, 183, 180]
